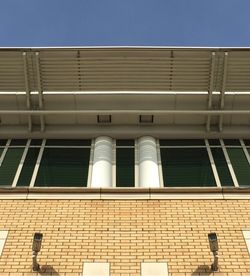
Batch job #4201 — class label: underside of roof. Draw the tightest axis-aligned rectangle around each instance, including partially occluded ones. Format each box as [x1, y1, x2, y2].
[0, 47, 250, 92]
[0, 47, 250, 138]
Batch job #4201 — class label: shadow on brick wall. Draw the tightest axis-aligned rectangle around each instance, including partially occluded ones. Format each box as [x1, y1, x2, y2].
[192, 265, 212, 275]
[39, 265, 60, 275]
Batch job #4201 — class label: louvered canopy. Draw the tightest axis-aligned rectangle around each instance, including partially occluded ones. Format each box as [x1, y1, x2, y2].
[0, 47, 250, 138]
[0, 47, 249, 92]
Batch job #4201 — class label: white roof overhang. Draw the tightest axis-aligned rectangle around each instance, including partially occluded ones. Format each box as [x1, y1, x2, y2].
[0, 47, 250, 138]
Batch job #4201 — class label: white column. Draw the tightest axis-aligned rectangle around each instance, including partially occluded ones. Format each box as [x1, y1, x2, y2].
[138, 136, 160, 188]
[91, 136, 113, 188]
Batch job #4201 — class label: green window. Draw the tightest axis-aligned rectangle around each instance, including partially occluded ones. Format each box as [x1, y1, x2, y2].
[35, 148, 90, 187]
[0, 148, 24, 186]
[227, 148, 250, 186]
[46, 139, 91, 146]
[211, 148, 233, 186]
[30, 139, 43, 146]
[161, 148, 216, 187]
[208, 139, 221, 146]
[223, 139, 241, 146]
[10, 139, 27, 146]
[116, 140, 134, 187]
[0, 140, 7, 146]
[17, 148, 40, 186]
[160, 139, 205, 146]
[244, 140, 250, 146]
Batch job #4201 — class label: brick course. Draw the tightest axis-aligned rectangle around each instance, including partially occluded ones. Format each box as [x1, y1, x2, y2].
[0, 199, 249, 275]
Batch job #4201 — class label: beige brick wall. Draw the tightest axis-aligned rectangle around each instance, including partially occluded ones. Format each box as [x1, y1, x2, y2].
[0, 199, 249, 275]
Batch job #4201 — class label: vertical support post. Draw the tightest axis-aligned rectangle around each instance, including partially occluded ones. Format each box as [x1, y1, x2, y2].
[205, 139, 221, 187]
[138, 136, 160, 188]
[12, 139, 31, 187]
[30, 139, 46, 187]
[22, 52, 32, 132]
[87, 139, 94, 187]
[35, 52, 45, 132]
[134, 139, 139, 187]
[240, 139, 250, 165]
[0, 139, 11, 167]
[112, 138, 116, 188]
[91, 136, 113, 188]
[219, 52, 228, 132]
[220, 139, 239, 187]
[206, 52, 216, 132]
[156, 139, 164, 188]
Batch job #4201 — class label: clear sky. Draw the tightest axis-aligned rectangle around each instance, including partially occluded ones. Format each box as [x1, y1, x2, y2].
[0, 0, 250, 47]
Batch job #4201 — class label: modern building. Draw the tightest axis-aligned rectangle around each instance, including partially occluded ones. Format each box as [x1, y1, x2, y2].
[0, 47, 250, 275]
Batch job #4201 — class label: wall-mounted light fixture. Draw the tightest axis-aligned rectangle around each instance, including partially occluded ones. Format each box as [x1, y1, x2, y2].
[208, 232, 219, 271]
[32, 232, 43, 271]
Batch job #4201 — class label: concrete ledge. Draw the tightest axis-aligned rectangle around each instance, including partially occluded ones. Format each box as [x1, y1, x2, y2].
[0, 193, 28, 199]
[0, 187, 250, 200]
[150, 193, 224, 199]
[150, 187, 222, 193]
[223, 194, 250, 199]
[101, 193, 150, 200]
[27, 193, 101, 200]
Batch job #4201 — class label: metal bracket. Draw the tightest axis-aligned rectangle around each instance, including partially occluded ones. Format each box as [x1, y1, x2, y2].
[206, 52, 216, 132]
[219, 52, 228, 132]
[35, 52, 45, 132]
[22, 52, 32, 132]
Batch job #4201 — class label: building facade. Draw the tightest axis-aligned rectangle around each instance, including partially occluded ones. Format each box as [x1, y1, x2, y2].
[0, 47, 250, 275]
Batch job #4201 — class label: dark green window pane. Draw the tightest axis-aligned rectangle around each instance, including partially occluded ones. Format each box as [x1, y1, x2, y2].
[224, 139, 241, 146]
[10, 139, 27, 146]
[161, 148, 216, 187]
[0, 140, 7, 146]
[116, 140, 134, 147]
[17, 148, 40, 186]
[160, 139, 205, 146]
[35, 148, 90, 187]
[211, 148, 233, 186]
[227, 148, 250, 186]
[30, 139, 43, 146]
[116, 148, 134, 187]
[244, 140, 250, 146]
[0, 148, 24, 186]
[46, 139, 91, 146]
[208, 139, 221, 146]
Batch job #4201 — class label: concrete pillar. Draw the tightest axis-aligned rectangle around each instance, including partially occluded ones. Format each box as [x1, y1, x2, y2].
[91, 136, 113, 188]
[138, 136, 160, 188]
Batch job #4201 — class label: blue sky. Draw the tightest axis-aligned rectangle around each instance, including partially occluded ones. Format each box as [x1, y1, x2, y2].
[0, 0, 250, 47]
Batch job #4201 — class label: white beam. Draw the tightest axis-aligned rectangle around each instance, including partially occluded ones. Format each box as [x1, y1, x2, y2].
[1, 109, 250, 115]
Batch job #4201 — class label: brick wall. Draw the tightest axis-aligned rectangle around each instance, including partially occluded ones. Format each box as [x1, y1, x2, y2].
[0, 199, 249, 275]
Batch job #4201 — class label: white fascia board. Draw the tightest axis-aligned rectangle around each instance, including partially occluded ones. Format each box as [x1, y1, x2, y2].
[1, 46, 250, 50]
